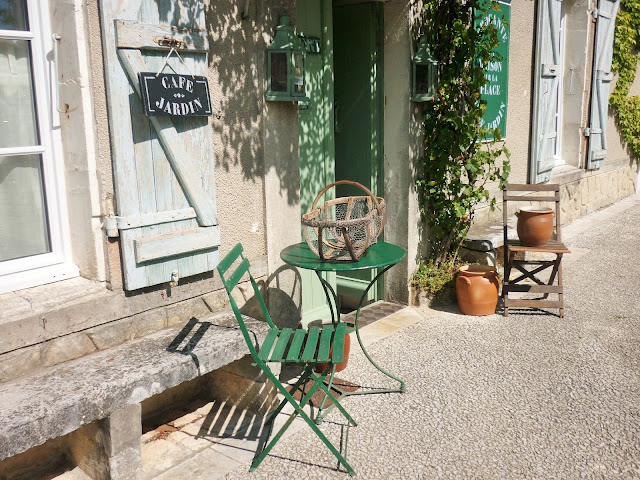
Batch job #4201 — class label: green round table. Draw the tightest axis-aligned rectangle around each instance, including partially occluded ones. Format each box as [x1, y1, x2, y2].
[281, 241, 407, 423]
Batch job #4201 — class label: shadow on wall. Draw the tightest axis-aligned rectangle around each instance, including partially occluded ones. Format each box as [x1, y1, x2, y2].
[227, 264, 302, 329]
[205, 1, 301, 206]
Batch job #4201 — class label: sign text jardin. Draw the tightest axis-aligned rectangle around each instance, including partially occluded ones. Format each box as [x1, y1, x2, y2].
[138, 72, 212, 117]
[476, 0, 510, 140]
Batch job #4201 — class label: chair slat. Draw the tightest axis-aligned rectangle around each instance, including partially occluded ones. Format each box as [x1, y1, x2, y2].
[286, 329, 306, 361]
[505, 183, 559, 191]
[316, 325, 334, 362]
[226, 258, 250, 290]
[258, 328, 279, 361]
[330, 323, 347, 364]
[300, 327, 321, 362]
[217, 243, 243, 275]
[270, 328, 293, 362]
[503, 194, 559, 202]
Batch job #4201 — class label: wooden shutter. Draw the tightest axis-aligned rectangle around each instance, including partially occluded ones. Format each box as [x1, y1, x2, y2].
[99, 0, 220, 290]
[586, 0, 620, 170]
[530, 0, 562, 184]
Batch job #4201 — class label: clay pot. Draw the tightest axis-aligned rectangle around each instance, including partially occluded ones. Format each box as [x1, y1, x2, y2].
[315, 332, 351, 373]
[456, 265, 499, 316]
[516, 207, 555, 247]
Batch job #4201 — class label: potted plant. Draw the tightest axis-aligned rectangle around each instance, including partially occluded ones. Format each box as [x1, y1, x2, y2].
[412, 0, 510, 314]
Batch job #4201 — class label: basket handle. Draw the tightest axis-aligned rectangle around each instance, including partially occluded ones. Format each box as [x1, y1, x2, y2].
[311, 180, 383, 217]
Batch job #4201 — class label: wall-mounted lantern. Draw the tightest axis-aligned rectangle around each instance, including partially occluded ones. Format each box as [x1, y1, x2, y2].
[266, 15, 308, 102]
[411, 36, 438, 102]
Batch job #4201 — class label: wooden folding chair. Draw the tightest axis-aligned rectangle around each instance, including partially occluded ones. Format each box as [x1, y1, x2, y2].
[502, 184, 571, 317]
[217, 243, 357, 475]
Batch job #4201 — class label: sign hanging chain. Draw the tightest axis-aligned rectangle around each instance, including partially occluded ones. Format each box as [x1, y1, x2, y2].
[156, 47, 196, 78]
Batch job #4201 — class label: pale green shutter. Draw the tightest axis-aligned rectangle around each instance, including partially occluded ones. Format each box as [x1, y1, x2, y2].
[99, 0, 220, 290]
[530, 0, 562, 184]
[586, 0, 620, 170]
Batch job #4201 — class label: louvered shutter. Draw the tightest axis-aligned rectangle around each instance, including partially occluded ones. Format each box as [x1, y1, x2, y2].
[530, 0, 562, 184]
[586, 0, 620, 170]
[99, 0, 220, 290]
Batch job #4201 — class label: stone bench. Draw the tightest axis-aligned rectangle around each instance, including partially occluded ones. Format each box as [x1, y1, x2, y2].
[0, 311, 269, 480]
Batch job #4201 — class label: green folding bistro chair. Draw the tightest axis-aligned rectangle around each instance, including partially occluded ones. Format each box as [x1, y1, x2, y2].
[217, 243, 357, 475]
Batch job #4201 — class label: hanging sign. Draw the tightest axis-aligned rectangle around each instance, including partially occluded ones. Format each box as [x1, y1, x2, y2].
[138, 72, 212, 117]
[475, 0, 510, 140]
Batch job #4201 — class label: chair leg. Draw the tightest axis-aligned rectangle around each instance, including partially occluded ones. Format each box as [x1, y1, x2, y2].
[543, 253, 562, 299]
[557, 261, 565, 318]
[253, 365, 356, 476]
[503, 251, 515, 317]
[264, 367, 313, 427]
[311, 369, 357, 427]
[316, 364, 335, 415]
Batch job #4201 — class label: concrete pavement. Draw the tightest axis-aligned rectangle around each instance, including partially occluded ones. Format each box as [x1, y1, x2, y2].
[58, 194, 640, 479]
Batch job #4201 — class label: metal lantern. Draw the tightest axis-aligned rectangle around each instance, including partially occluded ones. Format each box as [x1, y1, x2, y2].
[411, 36, 438, 102]
[266, 15, 308, 102]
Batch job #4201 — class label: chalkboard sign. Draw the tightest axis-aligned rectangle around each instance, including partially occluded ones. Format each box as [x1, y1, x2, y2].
[138, 72, 212, 117]
[476, 0, 510, 140]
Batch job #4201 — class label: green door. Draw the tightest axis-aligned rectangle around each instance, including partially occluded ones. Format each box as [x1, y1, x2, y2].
[297, 0, 384, 321]
[297, 0, 336, 327]
[333, 2, 384, 305]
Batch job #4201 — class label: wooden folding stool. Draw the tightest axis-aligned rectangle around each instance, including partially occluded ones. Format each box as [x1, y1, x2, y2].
[502, 184, 571, 317]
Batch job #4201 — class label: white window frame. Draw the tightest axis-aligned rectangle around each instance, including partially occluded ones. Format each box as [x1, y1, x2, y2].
[0, 0, 78, 294]
[553, 5, 566, 168]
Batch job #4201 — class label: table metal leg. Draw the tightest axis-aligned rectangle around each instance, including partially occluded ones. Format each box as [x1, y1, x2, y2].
[313, 265, 406, 425]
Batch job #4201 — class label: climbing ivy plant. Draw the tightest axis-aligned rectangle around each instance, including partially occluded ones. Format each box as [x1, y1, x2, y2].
[415, 0, 510, 269]
[611, 0, 640, 160]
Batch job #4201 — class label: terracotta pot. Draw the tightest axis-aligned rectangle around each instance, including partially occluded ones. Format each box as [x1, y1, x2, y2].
[516, 207, 555, 247]
[315, 333, 351, 373]
[456, 265, 499, 316]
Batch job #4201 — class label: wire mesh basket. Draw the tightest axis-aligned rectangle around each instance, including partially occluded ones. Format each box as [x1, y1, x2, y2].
[302, 180, 386, 261]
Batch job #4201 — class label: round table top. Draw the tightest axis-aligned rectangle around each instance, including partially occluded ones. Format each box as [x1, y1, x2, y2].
[280, 241, 406, 272]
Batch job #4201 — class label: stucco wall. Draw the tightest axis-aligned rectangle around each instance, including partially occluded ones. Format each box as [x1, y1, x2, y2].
[384, 0, 427, 303]
[504, 0, 536, 185]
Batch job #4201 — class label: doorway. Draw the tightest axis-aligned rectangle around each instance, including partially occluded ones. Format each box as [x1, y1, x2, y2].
[297, 0, 384, 324]
[332, 1, 384, 309]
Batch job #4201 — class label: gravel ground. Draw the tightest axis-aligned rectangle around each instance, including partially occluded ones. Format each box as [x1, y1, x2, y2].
[224, 196, 640, 480]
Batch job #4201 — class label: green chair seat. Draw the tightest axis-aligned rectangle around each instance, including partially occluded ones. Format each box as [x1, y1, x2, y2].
[258, 323, 347, 363]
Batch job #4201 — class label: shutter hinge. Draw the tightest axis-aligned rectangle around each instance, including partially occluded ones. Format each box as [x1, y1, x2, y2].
[592, 8, 598, 19]
[105, 213, 119, 238]
[584, 127, 590, 137]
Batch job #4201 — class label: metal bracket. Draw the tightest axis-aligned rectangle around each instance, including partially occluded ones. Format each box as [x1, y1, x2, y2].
[105, 213, 119, 238]
[584, 127, 602, 137]
[153, 36, 186, 49]
[104, 208, 197, 237]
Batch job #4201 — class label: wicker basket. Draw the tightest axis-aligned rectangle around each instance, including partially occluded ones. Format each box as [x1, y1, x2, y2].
[302, 180, 385, 261]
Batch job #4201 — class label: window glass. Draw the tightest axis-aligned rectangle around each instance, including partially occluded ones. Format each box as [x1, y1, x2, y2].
[0, 154, 51, 262]
[293, 53, 304, 94]
[0, 0, 28, 31]
[0, 39, 39, 148]
[415, 65, 430, 95]
[270, 52, 288, 92]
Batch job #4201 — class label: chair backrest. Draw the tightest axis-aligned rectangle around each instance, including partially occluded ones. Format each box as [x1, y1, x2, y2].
[503, 183, 562, 242]
[217, 243, 277, 360]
